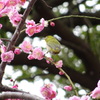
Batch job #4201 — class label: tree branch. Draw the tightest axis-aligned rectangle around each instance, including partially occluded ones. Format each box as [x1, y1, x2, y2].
[0, 84, 27, 93]
[0, 92, 44, 100]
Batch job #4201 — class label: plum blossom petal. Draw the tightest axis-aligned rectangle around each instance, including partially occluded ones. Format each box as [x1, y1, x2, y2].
[80, 95, 90, 100]
[69, 96, 80, 100]
[32, 48, 44, 60]
[14, 48, 21, 55]
[40, 84, 56, 99]
[90, 87, 100, 99]
[1, 50, 14, 62]
[64, 85, 72, 91]
[55, 60, 63, 68]
[20, 41, 32, 53]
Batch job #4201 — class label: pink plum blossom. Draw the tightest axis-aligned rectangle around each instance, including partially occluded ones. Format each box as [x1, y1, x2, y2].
[40, 84, 56, 100]
[20, 41, 32, 53]
[0, 23, 2, 29]
[90, 87, 100, 99]
[50, 22, 55, 27]
[46, 57, 53, 64]
[64, 85, 72, 91]
[55, 60, 63, 68]
[40, 18, 48, 27]
[80, 95, 90, 100]
[32, 48, 44, 60]
[4, 0, 19, 7]
[25, 26, 36, 36]
[69, 96, 80, 100]
[0, 7, 11, 17]
[1, 50, 14, 62]
[0, 1, 4, 11]
[27, 54, 34, 60]
[26, 20, 36, 27]
[14, 48, 21, 55]
[0, 44, 7, 53]
[8, 8, 22, 27]
[12, 84, 18, 89]
[90, 80, 100, 99]
[59, 71, 64, 75]
[25, 18, 46, 36]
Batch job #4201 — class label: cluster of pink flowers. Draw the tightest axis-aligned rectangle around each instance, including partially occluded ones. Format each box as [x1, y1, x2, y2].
[25, 18, 48, 36]
[0, 0, 25, 27]
[40, 84, 56, 100]
[19, 40, 44, 60]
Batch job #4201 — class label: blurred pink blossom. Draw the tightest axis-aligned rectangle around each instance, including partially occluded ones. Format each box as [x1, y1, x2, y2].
[69, 96, 80, 100]
[46, 57, 53, 64]
[1, 44, 7, 53]
[64, 85, 72, 91]
[14, 48, 21, 55]
[4, 0, 19, 7]
[50, 22, 55, 27]
[80, 95, 90, 100]
[90, 87, 100, 99]
[40, 84, 56, 100]
[8, 8, 22, 27]
[0, 23, 2, 29]
[27, 54, 34, 60]
[0, 1, 4, 11]
[90, 80, 100, 99]
[55, 60, 63, 68]
[59, 71, 64, 75]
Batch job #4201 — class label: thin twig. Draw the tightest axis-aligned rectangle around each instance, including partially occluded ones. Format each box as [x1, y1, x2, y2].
[44, 56, 78, 96]
[0, 38, 11, 42]
[48, 15, 100, 22]
[41, 0, 52, 8]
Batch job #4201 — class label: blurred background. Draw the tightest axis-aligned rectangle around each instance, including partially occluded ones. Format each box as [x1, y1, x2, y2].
[0, 0, 100, 99]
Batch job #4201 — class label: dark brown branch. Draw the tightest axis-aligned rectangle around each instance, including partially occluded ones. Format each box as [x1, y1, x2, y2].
[0, 84, 27, 93]
[0, 92, 44, 100]
[0, 38, 11, 42]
